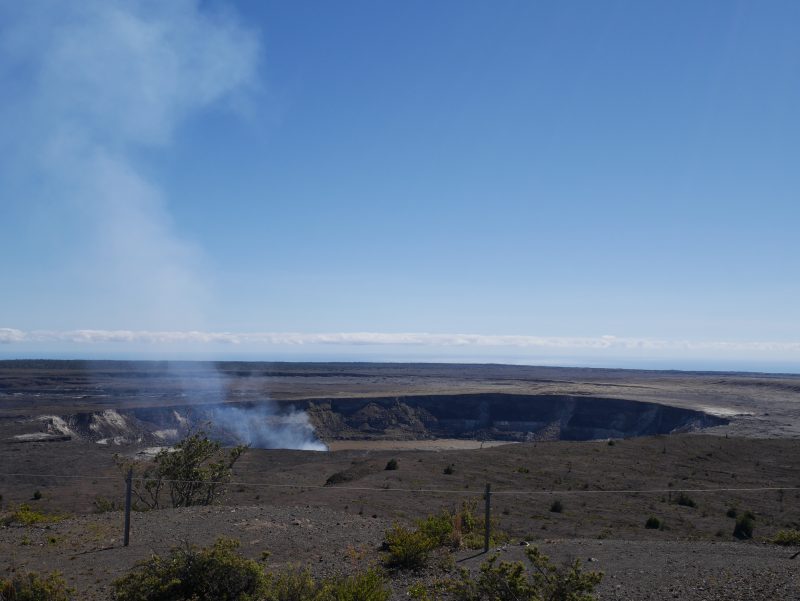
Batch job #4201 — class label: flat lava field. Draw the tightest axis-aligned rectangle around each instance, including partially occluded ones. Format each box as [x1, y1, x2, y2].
[1, 360, 799, 600]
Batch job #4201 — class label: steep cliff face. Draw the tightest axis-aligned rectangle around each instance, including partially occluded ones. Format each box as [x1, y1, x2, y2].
[303, 394, 727, 441]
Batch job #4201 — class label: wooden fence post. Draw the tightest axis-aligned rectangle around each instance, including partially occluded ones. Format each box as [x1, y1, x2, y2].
[484, 482, 491, 552]
[124, 468, 132, 547]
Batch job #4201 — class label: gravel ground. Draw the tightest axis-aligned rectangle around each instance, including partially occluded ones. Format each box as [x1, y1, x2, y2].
[2, 505, 798, 600]
[468, 539, 800, 601]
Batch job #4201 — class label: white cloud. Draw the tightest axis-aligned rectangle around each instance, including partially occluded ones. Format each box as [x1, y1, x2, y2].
[3, 328, 800, 355]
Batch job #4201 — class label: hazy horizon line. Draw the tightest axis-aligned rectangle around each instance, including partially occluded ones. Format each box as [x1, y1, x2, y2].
[3, 327, 800, 353]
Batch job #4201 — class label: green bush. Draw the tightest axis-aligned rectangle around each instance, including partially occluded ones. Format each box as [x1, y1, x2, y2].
[443, 464, 455, 475]
[549, 499, 564, 513]
[0, 570, 73, 601]
[323, 568, 389, 601]
[644, 516, 661, 530]
[115, 431, 246, 510]
[416, 511, 456, 547]
[325, 471, 353, 486]
[733, 511, 755, 540]
[113, 538, 390, 601]
[447, 546, 602, 601]
[674, 493, 697, 508]
[93, 496, 118, 514]
[725, 507, 737, 519]
[32, 490, 42, 501]
[771, 529, 800, 546]
[384, 459, 398, 471]
[113, 537, 268, 601]
[383, 525, 436, 570]
[416, 502, 484, 550]
[262, 567, 322, 601]
[1, 504, 65, 527]
[384, 502, 504, 564]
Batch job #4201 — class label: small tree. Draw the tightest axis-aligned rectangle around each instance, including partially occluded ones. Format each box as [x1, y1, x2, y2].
[116, 431, 246, 510]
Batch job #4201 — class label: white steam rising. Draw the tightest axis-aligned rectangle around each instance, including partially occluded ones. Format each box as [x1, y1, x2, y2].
[1, 1, 326, 451]
[210, 405, 327, 452]
[2, 0, 259, 328]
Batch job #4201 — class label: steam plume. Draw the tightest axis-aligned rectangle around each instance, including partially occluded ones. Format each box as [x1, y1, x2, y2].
[0, 1, 327, 451]
[1, 0, 259, 327]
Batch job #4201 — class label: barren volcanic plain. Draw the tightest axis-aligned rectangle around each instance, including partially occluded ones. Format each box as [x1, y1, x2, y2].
[1, 360, 799, 599]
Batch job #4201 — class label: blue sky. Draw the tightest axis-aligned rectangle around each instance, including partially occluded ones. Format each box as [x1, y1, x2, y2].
[1, 0, 800, 369]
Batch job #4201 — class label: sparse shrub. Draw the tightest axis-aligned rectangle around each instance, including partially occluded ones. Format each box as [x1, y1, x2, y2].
[264, 565, 388, 601]
[385, 459, 398, 471]
[384, 502, 501, 561]
[1, 504, 65, 527]
[771, 529, 800, 546]
[726, 507, 737, 519]
[0, 570, 73, 601]
[443, 464, 455, 475]
[516, 467, 530, 474]
[383, 524, 436, 570]
[325, 471, 353, 486]
[550, 499, 564, 513]
[115, 431, 246, 510]
[458, 502, 477, 534]
[462, 503, 510, 550]
[407, 582, 437, 601]
[263, 567, 322, 600]
[414, 503, 481, 551]
[607, 440, 615, 446]
[32, 490, 42, 501]
[113, 537, 268, 601]
[323, 568, 390, 601]
[645, 516, 662, 530]
[733, 511, 755, 540]
[92, 496, 118, 514]
[447, 546, 602, 601]
[113, 537, 389, 601]
[416, 511, 455, 548]
[674, 493, 697, 508]
[462, 529, 510, 550]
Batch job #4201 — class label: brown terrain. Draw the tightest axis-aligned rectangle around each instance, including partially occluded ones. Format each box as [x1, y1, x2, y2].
[1, 360, 799, 599]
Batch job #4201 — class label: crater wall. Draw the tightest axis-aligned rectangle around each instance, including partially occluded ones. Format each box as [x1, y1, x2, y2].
[301, 393, 727, 442]
[5, 393, 727, 446]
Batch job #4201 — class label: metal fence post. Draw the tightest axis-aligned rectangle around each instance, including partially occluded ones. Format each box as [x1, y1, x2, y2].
[124, 468, 132, 546]
[484, 482, 491, 552]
